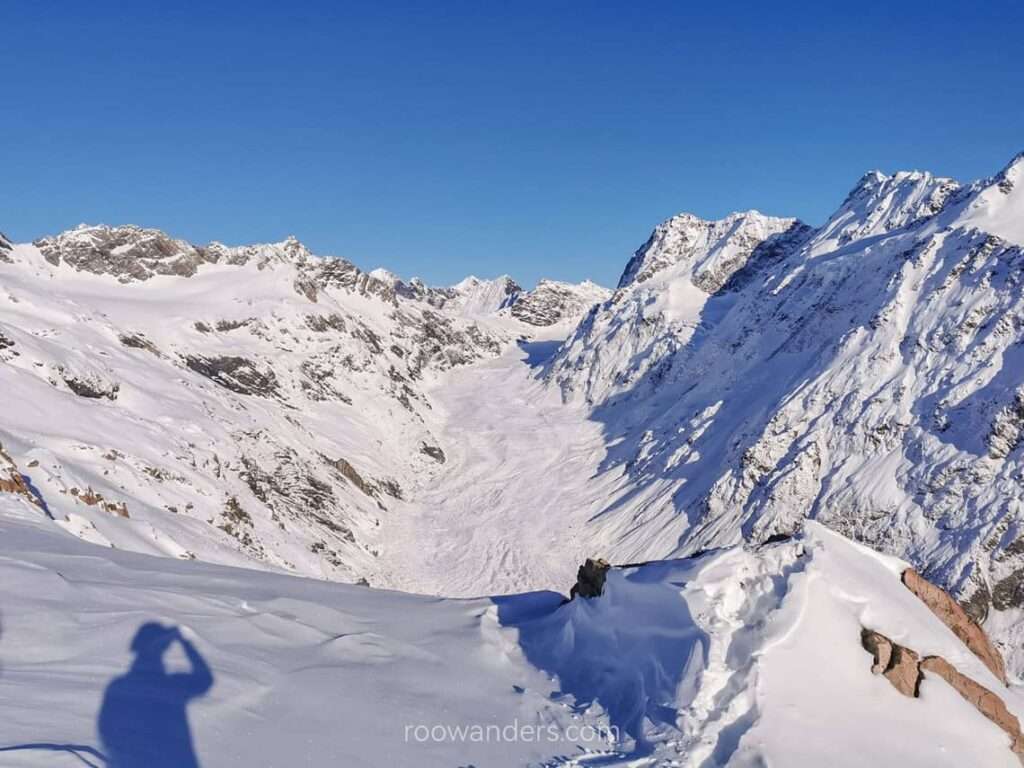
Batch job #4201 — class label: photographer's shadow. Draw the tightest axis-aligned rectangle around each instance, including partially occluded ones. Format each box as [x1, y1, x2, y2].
[98, 622, 214, 768]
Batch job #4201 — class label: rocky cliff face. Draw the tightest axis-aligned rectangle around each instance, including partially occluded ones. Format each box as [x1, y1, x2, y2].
[510, 279, 611, 326]
[616, 210, 803, 291]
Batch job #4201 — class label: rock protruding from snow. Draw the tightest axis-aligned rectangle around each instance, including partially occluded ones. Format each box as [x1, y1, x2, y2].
[510, 279, 611, 326]
[861, 629, 922, 696]
[616, 210, 803, 292]
[569, 557, 610, 599]
[36, 224, 207, 281]
[902, 569, 1008, 684]
[918, 656, 1024, 759]
[0, 444, 40, 508]
[861, 628, 1024, 762]
[0, 231, 12, 262]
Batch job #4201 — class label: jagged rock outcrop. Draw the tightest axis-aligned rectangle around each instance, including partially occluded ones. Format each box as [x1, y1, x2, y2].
[0, 444, 41, 508]
[918, 656, 1024, 757]
[36, 224, 208, 281]
[183, 355, 280, 397]
[616, 210, 803, 290]
[902, 568, 1008, 684]
[569, 557, 611, 599]
[815, 170, 960, 248]
[510, 279, 610, 326]
[861, 626, 1023, 763]
[860, 629, 922, 696]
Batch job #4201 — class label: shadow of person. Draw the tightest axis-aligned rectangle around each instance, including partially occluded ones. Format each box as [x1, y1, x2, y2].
[98, 622, 213, 768]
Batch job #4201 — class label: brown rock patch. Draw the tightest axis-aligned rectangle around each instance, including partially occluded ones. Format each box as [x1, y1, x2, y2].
[901, 568, 1007, 685]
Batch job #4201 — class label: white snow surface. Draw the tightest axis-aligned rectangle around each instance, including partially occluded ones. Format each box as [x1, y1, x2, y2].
[1, 494, 1020, 767]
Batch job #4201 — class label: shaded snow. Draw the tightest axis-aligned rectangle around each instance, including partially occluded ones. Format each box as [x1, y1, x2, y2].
[1, 496, 1019, 767]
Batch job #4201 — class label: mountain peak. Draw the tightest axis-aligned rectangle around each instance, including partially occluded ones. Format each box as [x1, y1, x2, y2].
[509, 278, 611, 326]
[949, 150, 1024, 246]
[618, 209, 801, 291]
[816, 169, 960, 251]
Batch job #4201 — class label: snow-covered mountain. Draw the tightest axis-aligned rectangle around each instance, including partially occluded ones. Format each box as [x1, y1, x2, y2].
[0, 224, 604, 585]
[510, 279, 611, 326]
[548, 152, 1024, 653]
[4, 151, 1024, 682]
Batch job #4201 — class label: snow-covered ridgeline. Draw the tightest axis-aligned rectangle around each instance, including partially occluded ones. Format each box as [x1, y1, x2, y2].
[546, 152, 1024, 656]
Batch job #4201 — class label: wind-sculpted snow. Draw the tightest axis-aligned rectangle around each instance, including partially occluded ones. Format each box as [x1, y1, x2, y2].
[547, 152, 1024, 668]
[2, 499, 1020, 766]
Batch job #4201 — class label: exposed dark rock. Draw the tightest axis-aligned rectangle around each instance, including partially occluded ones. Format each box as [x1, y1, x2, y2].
[62, 373, 120, 400]
[308, 258, 396, 303]
[993, 568, 1024, 612]
[988, 391, 1024, 459]
[570, 558, 611, 600]
[719, 223, 815, 294]
[35, 225, 207, 281]
[184, 355, 280, 397]
[294, 273, 319, 302]
[420, 443, 446, 463]
[378, 478, 403, 500]
[219, 496, 255, 548]
[510, 279, 610, 326]
[963, 582, 992, 625]
[299, 348, 354, 404]
[214, 318, 255, 332]
[305, 313, 347, 333]
[328, 456, 376, 498]
[69, 485, 129, 517]
[0, 443, 44, 510]
[118, 333, 160, 355]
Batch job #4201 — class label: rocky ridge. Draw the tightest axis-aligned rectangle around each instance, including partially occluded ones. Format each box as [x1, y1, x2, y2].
[545, 152, 1024, 667]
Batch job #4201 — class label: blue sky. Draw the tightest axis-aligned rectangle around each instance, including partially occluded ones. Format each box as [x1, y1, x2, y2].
[3, 2, 1022, 288]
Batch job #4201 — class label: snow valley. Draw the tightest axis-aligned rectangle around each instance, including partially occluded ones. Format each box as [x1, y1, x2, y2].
[3, 151, 1024, 765]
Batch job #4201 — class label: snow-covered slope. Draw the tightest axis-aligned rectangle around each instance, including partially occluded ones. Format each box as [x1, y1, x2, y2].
[1, 494, 1020, 767]
[0, 224, 603, 586]
[546, 152, 1024, 664]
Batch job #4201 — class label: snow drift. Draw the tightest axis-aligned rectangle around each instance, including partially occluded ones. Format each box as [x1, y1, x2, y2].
[1, 493, 1021, 766]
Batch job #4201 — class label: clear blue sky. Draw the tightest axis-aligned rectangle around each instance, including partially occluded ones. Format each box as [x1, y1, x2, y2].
[3, 1, 1022, 288]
